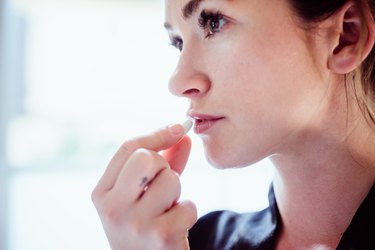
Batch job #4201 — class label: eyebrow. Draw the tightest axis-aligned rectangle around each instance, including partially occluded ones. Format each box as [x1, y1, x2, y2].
[183, 0, 206, 19]
[164, 0, 216, 31]
[164, 0, 205, 31]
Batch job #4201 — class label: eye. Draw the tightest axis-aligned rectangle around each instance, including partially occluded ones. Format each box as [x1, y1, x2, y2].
[198, 10, 227, 38]
[170, 36, 183, 52]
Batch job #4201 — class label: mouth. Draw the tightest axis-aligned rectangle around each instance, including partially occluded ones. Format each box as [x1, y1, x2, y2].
[188, 113, 225, 134]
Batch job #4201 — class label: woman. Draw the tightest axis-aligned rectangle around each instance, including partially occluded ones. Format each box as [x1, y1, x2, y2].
[92, 0, 375, 249]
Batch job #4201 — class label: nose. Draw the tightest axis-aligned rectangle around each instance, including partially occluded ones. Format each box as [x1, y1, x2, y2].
[168, 52, 211, 98]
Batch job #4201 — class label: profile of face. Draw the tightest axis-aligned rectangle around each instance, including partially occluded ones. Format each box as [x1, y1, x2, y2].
[165, 0, 333, 168]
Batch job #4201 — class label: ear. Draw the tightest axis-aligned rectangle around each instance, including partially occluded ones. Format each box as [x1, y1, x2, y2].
[328, 2, 375, 74]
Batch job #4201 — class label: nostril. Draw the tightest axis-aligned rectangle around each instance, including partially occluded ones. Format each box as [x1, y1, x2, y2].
[183, 88, 200, 95]
[169, 72, 211, 97]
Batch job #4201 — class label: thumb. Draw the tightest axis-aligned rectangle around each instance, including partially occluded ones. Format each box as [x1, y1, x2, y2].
[161, 136, 192, 176]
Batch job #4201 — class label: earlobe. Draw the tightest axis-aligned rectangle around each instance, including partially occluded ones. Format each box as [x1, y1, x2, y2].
[328, 2, 375, 74]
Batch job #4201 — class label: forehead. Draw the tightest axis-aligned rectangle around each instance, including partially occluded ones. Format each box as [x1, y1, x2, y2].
[164, 0, 299, 34]
[165, 0, 230, 15]
[165, 0, 196, 21]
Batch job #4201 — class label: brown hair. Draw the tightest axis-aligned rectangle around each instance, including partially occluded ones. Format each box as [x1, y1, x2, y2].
[289, 0, 375, 125]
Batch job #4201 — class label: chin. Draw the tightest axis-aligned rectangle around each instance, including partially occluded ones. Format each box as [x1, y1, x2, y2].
[204, 150, 256, 169]
[204, 145, 267, 169]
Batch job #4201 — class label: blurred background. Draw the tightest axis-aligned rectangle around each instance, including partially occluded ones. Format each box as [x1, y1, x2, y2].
[0, 0, 274, 249]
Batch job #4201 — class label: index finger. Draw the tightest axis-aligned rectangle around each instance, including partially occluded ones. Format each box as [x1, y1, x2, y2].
[94, 124, 186, 193]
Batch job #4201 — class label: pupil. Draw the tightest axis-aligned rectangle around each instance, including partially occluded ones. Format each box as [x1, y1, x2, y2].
[210, 19, 218, 30]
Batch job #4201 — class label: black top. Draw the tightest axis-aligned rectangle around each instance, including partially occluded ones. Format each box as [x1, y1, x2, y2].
[188, 183, 375, 250]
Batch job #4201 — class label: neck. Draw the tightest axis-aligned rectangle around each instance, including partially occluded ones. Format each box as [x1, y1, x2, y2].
[270, 82, 375, 249]
[271, 145, 374, 249]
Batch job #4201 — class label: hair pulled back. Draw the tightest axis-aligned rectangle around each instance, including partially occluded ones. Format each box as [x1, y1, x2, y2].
[290, 0, 375, 125]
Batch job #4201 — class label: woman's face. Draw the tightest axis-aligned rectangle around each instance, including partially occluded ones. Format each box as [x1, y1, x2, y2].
[165, 0, 330, 168]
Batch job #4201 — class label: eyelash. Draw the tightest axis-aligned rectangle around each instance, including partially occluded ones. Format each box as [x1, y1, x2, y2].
[169, 10, 227, 51]
[198, 10, 227, 39]
[170, 37, 183, 52]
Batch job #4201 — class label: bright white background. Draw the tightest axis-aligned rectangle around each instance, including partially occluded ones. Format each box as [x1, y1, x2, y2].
[1, 0, 274, 249]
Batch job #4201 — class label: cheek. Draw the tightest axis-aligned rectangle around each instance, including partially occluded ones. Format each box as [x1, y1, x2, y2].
[204, 41, 325, 167]
[215, 41, 296, 118]
[230, 31, 322, 117]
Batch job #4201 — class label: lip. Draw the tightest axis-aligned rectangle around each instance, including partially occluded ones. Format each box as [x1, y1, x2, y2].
[188, 113, 225, 134]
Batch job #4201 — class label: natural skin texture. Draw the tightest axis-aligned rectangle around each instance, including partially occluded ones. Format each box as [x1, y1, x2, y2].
[92, 125, 197, 250]
[165, 0, 375, 248]
[93, 0, 375, 249]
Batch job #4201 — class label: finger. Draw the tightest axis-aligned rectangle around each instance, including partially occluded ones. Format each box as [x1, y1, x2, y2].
[161, 136, 192, 176]
[137, 168, 181, 218]
[111, 148, 170, 204]
[148, 201, 196, 250]
[94, 124, 186, 194]
[159, 200, 198, 233]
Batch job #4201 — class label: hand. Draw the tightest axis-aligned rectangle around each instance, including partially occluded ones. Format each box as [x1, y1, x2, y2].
[92, 124, 197, 250]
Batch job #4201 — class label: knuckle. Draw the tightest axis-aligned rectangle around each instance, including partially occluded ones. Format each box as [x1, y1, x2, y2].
[133, 148, 153, 158]
[100, 201, 138, 230]
[181, 201, 198, 227]
[91, 187, 101, 206]
[163, 170, 182, 195]
[131, 148, 159, 170]
[101, 203, 124, 227]
[120, 139, 140, 155]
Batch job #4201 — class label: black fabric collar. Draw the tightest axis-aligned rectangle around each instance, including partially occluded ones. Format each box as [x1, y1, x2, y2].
[188, 182, 374, 249]
[336, 183, 375, 249]
[271, 182, 375, 249]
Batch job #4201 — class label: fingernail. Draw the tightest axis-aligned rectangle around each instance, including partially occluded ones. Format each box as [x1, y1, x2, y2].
[168, 124, 184, 136]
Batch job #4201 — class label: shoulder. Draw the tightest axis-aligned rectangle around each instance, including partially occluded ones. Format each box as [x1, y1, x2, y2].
[188, 207, 279, 250]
